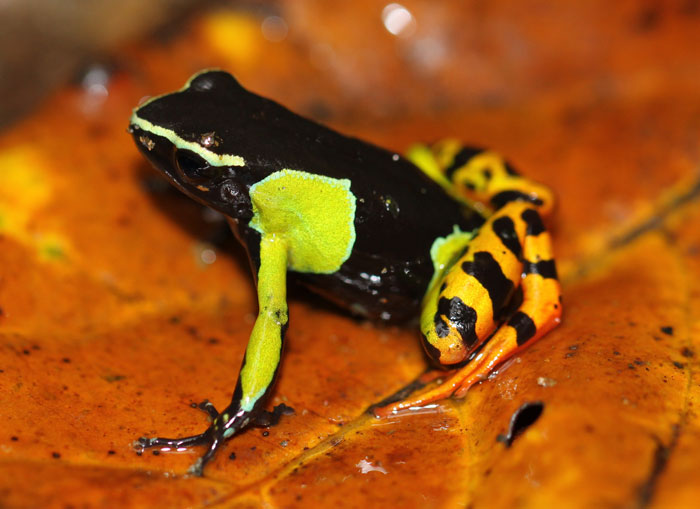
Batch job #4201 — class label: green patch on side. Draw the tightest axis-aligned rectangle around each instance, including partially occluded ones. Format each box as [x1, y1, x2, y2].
[428, 226, 475, 290]
[249, 169, 357, 274]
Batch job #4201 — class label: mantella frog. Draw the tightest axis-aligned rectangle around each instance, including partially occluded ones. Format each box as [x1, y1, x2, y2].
[128, 70, 561, 475]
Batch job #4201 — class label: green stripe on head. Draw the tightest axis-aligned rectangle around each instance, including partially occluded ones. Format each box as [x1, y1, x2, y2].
[129, 114, 245, 168]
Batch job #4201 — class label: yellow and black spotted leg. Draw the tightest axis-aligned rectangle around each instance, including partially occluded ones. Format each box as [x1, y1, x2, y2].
[452, 208, 561, 396]
[376, 203, 561, 415]
[136, 235, 289, 475]
[375, 143, 561, 416]
[406, 139, 555, 217]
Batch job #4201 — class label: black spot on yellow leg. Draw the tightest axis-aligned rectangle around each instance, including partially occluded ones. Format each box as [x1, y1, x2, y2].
[504, 162, 519, 176]
[444, 147, 484, 179]
[521, 208, 545, 235]
[523, 259, 558, 279]
[491, 191, 544, 210]
[461, 251, 515, 318]
[436, 296, 478, 348]
[508, 311, 537, 346]
[492, 216, 522, 258]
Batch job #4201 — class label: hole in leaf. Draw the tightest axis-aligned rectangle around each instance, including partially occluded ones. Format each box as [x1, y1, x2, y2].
[497, 400, 544, 447]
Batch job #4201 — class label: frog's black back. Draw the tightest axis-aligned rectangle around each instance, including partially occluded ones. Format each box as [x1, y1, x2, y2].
[138, 71, 484, 322]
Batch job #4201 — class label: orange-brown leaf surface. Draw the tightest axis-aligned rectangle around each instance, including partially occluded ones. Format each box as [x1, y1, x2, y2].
[2, 1, 700, 507]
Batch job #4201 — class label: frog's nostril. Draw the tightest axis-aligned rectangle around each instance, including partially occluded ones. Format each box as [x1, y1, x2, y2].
[138, 134, 155, 152]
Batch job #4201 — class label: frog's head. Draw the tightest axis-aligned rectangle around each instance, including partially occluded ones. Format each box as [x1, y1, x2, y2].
[128, 70, 258, 220]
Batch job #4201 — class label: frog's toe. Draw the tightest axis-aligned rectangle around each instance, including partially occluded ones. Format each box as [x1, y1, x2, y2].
[369, 372, 452, 418]
[133, 431, 212, 452]
[132, 399, 223, 455]
[373, 379, 461, 418]
[132, 425, 228, 476]
[372, 402, 397, 419]
[195, 399, 220, 420]
[251, 402, 295, 427]
[133, 403, 262, 475]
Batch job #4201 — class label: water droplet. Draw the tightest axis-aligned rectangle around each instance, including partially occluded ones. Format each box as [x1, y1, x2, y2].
[381, 3, 416, 37]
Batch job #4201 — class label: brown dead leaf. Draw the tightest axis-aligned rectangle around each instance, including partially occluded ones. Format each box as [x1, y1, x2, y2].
[1, 1, 700, 508]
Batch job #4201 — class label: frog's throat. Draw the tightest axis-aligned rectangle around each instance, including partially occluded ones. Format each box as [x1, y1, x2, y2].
[248, 169, 357, 274]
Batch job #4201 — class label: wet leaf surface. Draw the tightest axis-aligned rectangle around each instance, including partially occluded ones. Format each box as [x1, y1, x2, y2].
[1, 1, 700, 507]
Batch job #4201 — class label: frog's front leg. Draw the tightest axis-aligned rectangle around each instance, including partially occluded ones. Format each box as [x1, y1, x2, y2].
[136, 235, 289, 475]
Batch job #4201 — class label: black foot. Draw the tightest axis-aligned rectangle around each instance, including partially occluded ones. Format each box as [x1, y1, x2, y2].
[134, 429, 218, 476]
[134, 402, 295, 476]
[253, 402, 295, 427]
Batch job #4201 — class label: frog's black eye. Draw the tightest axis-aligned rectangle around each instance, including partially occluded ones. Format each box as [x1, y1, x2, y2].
[189, 71, 241, 93]
[190, 74, 215, 92]
[175, 149, 216, 181]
